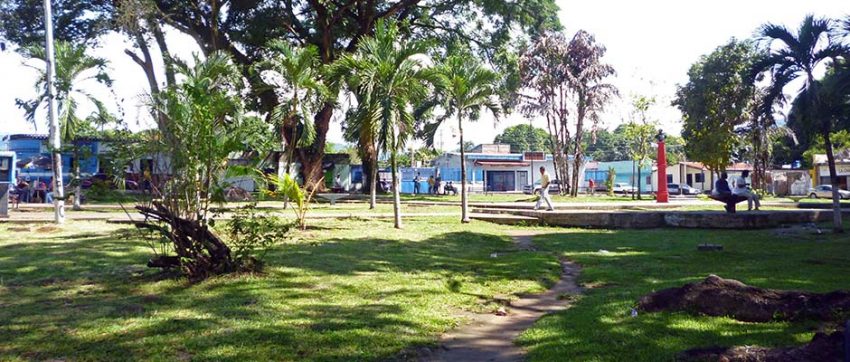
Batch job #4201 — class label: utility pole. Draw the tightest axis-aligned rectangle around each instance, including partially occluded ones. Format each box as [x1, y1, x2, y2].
[44, 0, 65, 224]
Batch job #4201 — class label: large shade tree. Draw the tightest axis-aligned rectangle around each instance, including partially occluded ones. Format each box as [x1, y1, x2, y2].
[675, 39, 762, 177]
[753, 15, 850, 232]
[0, 0, 562, 188]
[16, 41, 113, 210]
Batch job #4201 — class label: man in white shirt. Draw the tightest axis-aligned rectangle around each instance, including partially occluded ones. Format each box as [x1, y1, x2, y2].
[732, 170, 760, 211]
[534, 166, 555, 211]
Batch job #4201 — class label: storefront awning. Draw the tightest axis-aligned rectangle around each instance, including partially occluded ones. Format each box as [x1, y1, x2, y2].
[474, 160, 531, 167]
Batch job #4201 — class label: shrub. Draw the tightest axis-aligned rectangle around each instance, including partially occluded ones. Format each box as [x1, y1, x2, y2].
[222, 204, 292, 271]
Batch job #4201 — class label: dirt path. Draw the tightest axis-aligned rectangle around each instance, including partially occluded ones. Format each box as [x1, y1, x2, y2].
[419, 231, 581, 362]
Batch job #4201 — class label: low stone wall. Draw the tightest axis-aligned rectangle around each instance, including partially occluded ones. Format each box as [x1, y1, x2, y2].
[472, 208, 847, 229]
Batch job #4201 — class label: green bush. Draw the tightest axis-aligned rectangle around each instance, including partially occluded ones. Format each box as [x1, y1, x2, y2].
[223, 205, 293, 270]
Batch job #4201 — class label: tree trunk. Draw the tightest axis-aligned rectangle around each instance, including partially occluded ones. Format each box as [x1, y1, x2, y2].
[824, 131, 844, 233]
[459, 114, 470, 223]
[298, 104, 333, 190]
[390, 148, 402, 229]
[637, 163, 643, 200]
[632, 160, 636, 200]
[73, 148, 82, 211]
[359, 141, 378, 209]
[572, 98, 586, 197]
[370, 153, 378, 210]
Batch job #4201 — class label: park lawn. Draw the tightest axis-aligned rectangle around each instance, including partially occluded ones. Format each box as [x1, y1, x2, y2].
[0, 217, 559, 361]
[518, 226, 850, 361]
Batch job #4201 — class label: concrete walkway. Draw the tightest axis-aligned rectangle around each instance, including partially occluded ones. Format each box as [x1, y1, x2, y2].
[420, 232, 581, 362]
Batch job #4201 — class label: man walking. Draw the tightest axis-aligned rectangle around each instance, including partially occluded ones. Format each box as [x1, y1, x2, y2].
[733, 170, 760, 211]
[534, 166, 554, 211]
[413, 172, 421, 194]
[588, 178, 595, 196]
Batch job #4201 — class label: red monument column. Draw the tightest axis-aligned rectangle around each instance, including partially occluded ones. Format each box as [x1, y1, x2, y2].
[656, 130, 668, 203]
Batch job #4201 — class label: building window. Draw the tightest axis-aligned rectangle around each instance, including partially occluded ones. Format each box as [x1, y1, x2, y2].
[666, 174, 673, 183]
[695, 173, 705, 183]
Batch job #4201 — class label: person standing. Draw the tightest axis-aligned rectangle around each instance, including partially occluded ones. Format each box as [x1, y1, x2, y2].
[588, 179, 596, 196]
[17, 177, 30, 203]
[413, 172, 421, 194]
[733, 170, 760, 211]
[534, 166, 554, 211]
[427, 175, 435, 194]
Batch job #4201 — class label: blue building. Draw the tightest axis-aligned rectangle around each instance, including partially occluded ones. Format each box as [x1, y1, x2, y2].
[587, 160, 655, 193]
[1, 134, 104, 186]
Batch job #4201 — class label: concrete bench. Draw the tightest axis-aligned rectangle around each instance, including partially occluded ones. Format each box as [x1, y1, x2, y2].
[709, 194, 748, 213]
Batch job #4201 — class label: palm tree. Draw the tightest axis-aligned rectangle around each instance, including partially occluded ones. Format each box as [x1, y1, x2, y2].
[16, 41, 112, 210]
[257, 41, 329, 187]
[754, 15, 850, 232]
[334, 20, 436, 228]
[435, 53, 501, 223]
[341, 90, 380, 209]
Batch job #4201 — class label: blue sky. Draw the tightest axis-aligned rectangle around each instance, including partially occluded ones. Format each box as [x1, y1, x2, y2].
[1, 0, 847, 150]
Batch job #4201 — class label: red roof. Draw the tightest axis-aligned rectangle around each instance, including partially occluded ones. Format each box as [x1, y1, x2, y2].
[474, 160, 531, 167]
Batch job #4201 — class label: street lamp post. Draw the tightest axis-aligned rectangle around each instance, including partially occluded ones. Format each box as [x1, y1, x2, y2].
[656, 129, 668, 203]
[43, 0, 65, 223]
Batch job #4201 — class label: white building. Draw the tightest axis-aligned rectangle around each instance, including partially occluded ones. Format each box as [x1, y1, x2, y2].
[650, 162, 754, 193]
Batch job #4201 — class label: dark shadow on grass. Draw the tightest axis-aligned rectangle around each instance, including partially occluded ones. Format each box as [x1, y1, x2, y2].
[0, 225, 558, 361]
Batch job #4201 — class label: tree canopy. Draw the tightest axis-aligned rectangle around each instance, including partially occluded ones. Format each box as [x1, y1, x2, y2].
[494, 124, 550, 153]
[674, 39, 763, 172]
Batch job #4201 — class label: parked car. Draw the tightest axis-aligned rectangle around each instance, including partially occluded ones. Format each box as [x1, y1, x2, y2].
[523, 179, 562, 195]
[808, 184, 850, 199]
[668, 183, 701, 196]
[612, 182, 637, 194]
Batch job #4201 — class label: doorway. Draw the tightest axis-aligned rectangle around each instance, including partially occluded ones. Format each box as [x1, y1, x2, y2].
[486, 171, 516, 192]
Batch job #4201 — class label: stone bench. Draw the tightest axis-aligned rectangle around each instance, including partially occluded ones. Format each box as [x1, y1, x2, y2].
[708, 194, 748, 213]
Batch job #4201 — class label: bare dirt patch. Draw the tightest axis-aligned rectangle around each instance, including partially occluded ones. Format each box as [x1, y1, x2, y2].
[679, 329, 845, 362]
[637, 274, 850, 323]
[34, 226, 62, 233]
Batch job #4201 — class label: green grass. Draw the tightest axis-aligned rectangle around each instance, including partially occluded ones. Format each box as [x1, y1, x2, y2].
[517, 226, 850, 361]
[0, 218, 558, 361]
[3, 215, 849, 361]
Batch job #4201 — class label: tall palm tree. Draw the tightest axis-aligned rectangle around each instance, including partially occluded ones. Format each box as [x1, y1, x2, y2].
[754, 15, 850, 232]
[334, 20, 436, 228]
[436, 53, 501, 223]
[341, 90, 381, 209]
[257, 41, 329, 186]
[16, 41, 112, 210]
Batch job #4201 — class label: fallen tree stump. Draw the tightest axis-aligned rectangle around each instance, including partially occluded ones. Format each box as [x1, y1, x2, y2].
[637, 275, 850, 323]
[135, 202, 234, 281]
[678, 329, 845, 362]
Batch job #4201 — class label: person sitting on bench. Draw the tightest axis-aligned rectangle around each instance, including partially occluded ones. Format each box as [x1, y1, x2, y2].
[713, 172, 733, 212]
[713, 172, 732, 197]
[732, 170, 760, 211]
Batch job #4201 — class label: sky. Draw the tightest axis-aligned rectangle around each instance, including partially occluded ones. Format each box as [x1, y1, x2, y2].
[1, 0, 847, 150]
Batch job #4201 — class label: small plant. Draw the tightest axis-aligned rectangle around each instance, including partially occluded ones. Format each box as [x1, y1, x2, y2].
[224, 204, 292, 271]
[265, 173, 320, 230]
